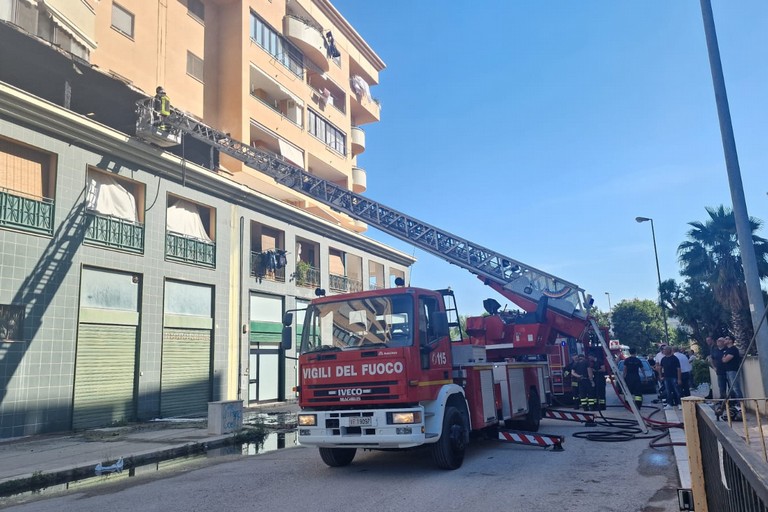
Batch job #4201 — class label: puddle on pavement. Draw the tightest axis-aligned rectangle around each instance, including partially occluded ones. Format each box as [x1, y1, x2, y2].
[0, 430, 298, 502]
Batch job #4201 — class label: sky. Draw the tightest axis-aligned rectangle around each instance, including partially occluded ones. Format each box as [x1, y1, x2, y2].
[331, 1, 768, 317]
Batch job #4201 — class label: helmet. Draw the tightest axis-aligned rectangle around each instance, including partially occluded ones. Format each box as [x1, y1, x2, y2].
[156, 86, 165, 94]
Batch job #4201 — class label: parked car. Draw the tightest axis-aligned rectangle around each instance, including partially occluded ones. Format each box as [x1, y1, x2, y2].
[617, 358, 657, 394]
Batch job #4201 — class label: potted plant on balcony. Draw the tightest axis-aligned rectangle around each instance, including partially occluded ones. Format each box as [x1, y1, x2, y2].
[294, 260, 311, 286]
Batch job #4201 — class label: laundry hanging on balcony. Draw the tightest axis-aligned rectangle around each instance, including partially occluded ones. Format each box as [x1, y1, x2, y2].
[350, 75, 372, 103]
[256, 249, 287, 278]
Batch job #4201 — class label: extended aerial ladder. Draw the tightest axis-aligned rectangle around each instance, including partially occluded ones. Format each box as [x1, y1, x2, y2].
[135, 99, 647, 431]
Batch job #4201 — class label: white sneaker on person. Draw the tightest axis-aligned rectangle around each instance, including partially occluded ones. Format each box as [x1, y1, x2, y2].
[664, 405, 673, 410]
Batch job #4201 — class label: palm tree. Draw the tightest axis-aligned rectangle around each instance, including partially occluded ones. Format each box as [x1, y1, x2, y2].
[678, 205, 768, 350]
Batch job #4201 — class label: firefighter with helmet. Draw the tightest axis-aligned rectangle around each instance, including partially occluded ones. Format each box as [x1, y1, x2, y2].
[153, 86, 171, 130]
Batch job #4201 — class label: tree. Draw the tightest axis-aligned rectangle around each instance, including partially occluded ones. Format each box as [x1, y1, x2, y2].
[588, 307, 612, 333]
[659, 277, 729, 357]
[610, 299, 668, 355]
[677, 205, 768, 350]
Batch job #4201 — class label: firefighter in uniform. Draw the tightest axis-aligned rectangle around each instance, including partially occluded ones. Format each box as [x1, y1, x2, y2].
[590, 348, 607, 411]
[153, 86, 171, 130]
[570, 354, 594, 411]
[622, 347, 644, 410]
[568, 359, 580, 408]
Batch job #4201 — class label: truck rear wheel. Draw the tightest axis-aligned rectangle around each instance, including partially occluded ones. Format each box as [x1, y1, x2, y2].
[431, 405, 467, 470]
[505, 389, 542, 432]
[318, 447, 357, 467]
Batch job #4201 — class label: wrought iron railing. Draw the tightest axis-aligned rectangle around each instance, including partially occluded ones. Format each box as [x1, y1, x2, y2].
[84, 211, 144, 252]
[329, 273, 363, 293]
[0, 188, 54, 235]
[294, 264, 320, 288]
[685, 398, 768, 511]
[251, 251, 286, 282]
[166, 231, 215, 267]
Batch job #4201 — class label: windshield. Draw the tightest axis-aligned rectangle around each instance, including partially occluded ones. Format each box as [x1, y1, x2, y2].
[300, 294, 414, 354]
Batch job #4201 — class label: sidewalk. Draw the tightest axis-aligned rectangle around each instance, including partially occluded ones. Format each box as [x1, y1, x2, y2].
[0, 402, 299, 497]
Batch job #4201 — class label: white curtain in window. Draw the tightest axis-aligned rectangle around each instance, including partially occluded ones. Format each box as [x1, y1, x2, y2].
[86, 172, 138, 222]
[166, 199, 212, 241]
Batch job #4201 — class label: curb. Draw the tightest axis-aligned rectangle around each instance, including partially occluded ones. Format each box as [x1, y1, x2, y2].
[0, 433, 242, 497]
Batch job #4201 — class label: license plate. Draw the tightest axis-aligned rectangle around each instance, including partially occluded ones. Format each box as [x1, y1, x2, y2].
[349, 416, 373, 427]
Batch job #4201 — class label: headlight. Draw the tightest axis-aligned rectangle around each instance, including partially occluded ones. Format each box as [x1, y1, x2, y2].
[298, 414, 317, 426]
[388, 411, 422, 424]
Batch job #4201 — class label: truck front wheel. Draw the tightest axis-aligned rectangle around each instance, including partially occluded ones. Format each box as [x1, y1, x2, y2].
[431, 405, 467, 470]
[319, 447, 357, 467]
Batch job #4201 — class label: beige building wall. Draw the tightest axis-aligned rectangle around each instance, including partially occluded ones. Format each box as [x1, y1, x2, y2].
[86, 0, 384, 233]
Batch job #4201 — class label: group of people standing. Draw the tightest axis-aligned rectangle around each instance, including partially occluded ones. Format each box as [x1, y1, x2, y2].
[567, 351, 608, 411]
[567, 335, 744, 412]
[706, 335, 743, 402]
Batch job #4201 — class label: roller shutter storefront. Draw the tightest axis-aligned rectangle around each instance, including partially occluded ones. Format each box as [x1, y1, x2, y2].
[160, 328, 211, 417]
[161, 280, 213, 418]
[73, 268, 140, 430]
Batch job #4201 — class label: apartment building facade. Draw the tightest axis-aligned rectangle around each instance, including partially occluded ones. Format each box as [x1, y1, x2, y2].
[0, 0, 412, 438]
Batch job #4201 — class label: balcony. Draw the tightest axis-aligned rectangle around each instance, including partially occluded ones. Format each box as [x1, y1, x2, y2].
[352, 166, 367, 193]
[283, 15, 328, 72]
[351, 126, 366, 155]
[84, 211, 144, 253]
[166, 231, 216, 268]
[294, 263, 321, 289]
[351, 220, 367, 233]
[251, 251, 286, 283]
[0, 188, 53, 235]
[329, 273, 363, 293]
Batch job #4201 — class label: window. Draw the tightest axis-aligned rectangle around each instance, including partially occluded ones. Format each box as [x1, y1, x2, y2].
[187, 51, 204, 82]
[0, 0, 37, 32]
[249, 12, 304, 78]
[165, 196, 216, 267]
[308, 110, 346, 155]
[84, 169, 145, 252]
[188, 0, 204, 22]
[0, 137, 56, 200]
[111, 3, 134, 38]
[0, 137, 56, 234]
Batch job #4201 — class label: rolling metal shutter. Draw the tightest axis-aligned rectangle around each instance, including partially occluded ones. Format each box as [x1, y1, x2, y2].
[72, 323, 137, 429]
[160, 328, 211, 417]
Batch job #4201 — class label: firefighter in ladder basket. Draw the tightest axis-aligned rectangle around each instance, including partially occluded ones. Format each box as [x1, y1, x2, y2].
[571, 353, 594, 411]
[153, 86, 171, 131]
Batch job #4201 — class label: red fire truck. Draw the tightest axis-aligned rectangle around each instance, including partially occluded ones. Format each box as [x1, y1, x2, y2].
[135, 101, 641, 470]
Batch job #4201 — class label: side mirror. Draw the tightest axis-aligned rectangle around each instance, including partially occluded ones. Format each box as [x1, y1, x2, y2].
[281, 326, 293, 350]
[282, 312, 293, 327]
[431, 312, 450, 338]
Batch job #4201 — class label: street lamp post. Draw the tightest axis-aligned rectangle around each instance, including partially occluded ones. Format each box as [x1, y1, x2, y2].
[604, 291, 612, 311]
[635, 217, 670, 345]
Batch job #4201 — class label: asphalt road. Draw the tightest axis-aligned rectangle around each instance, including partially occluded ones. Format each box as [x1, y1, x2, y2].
[2, 407, 681, 512]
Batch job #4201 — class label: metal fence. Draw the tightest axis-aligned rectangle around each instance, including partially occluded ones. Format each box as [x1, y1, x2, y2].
[684, 397, 768, 511]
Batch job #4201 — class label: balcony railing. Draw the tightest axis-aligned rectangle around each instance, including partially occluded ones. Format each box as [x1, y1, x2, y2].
[84, 211, 144, 253]
[329, 273, 363, 293]
[251, 251, 286, 283]
[0, 188, 54, 235]
[294, 264, 321, 288]
[166, 231, 216, 267]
